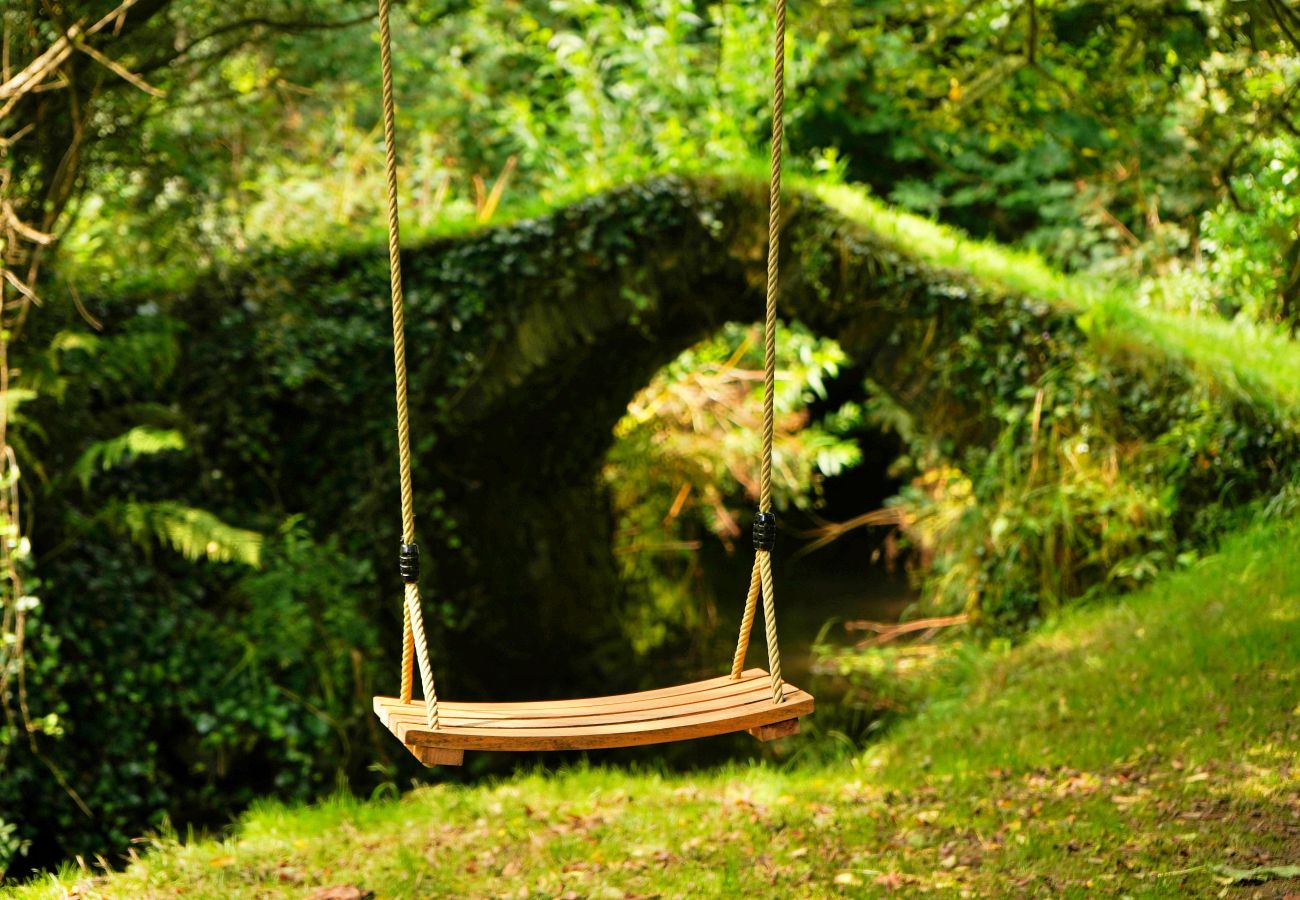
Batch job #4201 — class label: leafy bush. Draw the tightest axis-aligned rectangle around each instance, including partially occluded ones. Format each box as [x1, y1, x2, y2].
[860, 342, 1300, 632]
[0, 316, 389, 876]
[1200, 138, 1300, 325]
[0, 522, 382, 876]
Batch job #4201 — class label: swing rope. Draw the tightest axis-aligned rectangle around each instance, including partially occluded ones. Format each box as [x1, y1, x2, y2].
[377, 0, 789, 721]
[377, 0, 438, 730]
[730, 0, 787, 704]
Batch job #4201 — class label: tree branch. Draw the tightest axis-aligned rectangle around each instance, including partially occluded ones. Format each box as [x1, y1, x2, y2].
[73, 37, 163, 96]
[136, 10, 378, 76]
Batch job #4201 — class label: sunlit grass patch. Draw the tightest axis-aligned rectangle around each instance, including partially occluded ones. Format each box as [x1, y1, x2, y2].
[805, 173, 1300, 414]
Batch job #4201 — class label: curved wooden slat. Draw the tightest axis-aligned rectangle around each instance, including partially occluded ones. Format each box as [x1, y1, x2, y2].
[422, 669, 772, 712]
[373, 670, 813, 762]
[381, 685, 776, 730]
[379, 679, 780, 727]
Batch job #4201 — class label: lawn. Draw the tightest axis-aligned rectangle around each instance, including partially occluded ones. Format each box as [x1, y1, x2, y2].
[11, 512, 1299, 898]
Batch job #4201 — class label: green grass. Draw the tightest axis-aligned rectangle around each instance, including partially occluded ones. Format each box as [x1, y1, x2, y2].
[808, 178, 1300, 413]
[12, 514, 1299, 898]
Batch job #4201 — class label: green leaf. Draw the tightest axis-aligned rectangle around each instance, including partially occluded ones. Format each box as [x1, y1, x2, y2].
[104, 500, 262, 567]
[73, 426, 186, 490]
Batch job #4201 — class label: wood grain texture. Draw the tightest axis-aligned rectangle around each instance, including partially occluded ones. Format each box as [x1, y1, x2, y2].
[374, 669, 812, 757]
[748, 718, 800, 742]
[412, 746, 464, 767]
[381, 682, 783, 729]
[407, 669, 775, 712]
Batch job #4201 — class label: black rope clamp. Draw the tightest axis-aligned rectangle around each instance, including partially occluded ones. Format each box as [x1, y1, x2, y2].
[752, 512, 777, 552]
[399, 543, 420, 583]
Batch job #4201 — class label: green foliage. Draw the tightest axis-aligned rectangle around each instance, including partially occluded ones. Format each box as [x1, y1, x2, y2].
[788, 176, 1300, 634]
[71, 427, 185, 491]
[45, 323, 261, 567]
[17, 166, 1300, 876]
[789, 0, 1300, 289]
[216, 519, 381, 795]
[0, 519, 381, 876]
[55, 0, 1300, 307]
[0, 308, 291, 874]
[20, 170, 1300, 875]
[8, 0, 1300, 881]
[813, 629, 989, 727]
[50, 327, 181, 396]
[871, 340, 1300, 631]
[23, 0, 1300, 336]
[60, 0, 791, 282]
[603, 322, 859, 654]
[0, 820, 30, 878]
[104, 500, 262, 568]
[1200, 137, 1300, 325]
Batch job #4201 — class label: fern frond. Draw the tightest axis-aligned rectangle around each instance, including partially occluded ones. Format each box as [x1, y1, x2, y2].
[53, 328, 180, 391]
[0, 389, 37, 416]
[74, 427, 186, 490]
[106, 501, 262, 567]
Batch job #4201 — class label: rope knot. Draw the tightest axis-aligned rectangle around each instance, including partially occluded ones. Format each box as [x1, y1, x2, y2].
[399, 542, 420, 583]
[752, 512, 777, 552]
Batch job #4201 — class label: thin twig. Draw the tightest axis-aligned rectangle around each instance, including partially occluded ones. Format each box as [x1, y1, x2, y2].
[73, 39, 164, 96]
[845, 614, 970, 649]
[792, 507, 905, 559]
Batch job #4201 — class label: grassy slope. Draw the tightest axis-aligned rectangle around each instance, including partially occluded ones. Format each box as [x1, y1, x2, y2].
[12, 515, 1298, 898]
[808, 178, 1300, 413]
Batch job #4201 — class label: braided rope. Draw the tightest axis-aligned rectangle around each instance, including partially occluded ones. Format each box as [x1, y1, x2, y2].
[378, 0, 438, 729]
[757, 550, 783, 703]
[731, 0, 787, 705]
[400, 614, 413, 703]
[759, 0, 785, 517]
[729, 557, 762, 679]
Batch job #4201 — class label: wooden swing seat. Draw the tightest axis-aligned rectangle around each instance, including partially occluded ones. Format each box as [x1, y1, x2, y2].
[374, 668, 813, 766]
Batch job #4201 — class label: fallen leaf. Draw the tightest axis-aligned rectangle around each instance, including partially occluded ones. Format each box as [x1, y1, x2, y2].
[307, 887, 374, 900]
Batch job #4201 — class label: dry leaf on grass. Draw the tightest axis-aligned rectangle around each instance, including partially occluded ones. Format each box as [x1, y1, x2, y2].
[307, 886, 375, 900]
